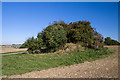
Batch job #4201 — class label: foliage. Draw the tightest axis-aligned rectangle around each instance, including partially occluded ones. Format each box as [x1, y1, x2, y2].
[22, 20, 105, 54]
[24, 25, 67, 53]
[53, 20, 68, 28]
[42, 25, 67, 52]
[52, 21, 104, 49]
[26, 37, 41, 54]
[19, 42, 28, 48]
[67, 21, 103, 48]
[104, 37, 120, 45]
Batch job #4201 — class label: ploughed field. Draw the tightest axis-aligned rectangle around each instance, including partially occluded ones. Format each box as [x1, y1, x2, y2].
[0, 46, 27, 53]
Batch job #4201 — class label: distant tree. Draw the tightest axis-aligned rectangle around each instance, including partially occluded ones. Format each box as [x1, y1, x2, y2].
[104, 37, 120, 45]
[104, 37, 111, 45]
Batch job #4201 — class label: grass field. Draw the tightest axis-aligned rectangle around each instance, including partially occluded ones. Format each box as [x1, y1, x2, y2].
[2, 47, 115, 76]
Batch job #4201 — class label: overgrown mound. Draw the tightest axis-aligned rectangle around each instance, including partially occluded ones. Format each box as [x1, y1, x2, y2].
[20, 20, 105, 54]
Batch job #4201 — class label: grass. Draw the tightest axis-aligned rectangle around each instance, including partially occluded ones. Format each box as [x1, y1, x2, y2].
[0, 51, 27, 54]
[2, 47, 116, 76]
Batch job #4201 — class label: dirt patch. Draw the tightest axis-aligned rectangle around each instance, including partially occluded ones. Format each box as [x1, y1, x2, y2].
[5, 46, 118, 78]
[63, 43, 85, 51]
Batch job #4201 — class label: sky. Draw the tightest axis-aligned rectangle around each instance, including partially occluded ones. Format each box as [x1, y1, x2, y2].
[2, 2, 118, 45]
[1, 0, 120, 2]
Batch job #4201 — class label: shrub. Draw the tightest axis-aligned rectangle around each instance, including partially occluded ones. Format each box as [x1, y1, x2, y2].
[33, 49, 41, 54]
[22, 20, 105, 54]
[19, 42, 28, 48]
[67, 21, 104, 48]
[42, 25, 67, 52]
[52, 20, 104, 49]
[26, 37, 41, 54]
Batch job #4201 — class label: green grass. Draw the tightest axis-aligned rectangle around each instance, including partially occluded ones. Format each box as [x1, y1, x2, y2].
[1, 51, 27, 54]
[2, 47, 116, 76]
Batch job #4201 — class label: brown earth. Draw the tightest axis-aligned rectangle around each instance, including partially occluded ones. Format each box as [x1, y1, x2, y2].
[5, 46, 119, 78]
[0, 48, 27, 53]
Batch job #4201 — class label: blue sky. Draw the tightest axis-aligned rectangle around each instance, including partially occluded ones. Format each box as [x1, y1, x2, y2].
[2, 0, 120, 2]
[2, 2, 118, 45]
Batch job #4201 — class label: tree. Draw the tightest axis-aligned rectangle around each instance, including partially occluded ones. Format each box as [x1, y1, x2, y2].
[67, 21, 103, 48]
[42, 25, 67, 52]
[51, 20, 104, 48]
[104, 37, 120, 45]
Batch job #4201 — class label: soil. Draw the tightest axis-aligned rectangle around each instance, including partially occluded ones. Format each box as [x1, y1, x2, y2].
[0, 48, 27, 53]
[5, 46, 119, 78]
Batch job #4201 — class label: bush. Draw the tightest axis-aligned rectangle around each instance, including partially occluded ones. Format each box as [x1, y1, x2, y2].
[22, 20, 105, 54]
[67, 21, 103, 48]
[26, 37, 41, 54]
[42, 25, 67, 52]
[23, 24, 67, 53]
[33, 49, 41, 54]
[52, 21, 104, 49]
[20, 42, 28, 48]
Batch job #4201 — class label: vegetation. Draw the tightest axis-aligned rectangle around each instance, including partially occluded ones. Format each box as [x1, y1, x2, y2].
[67, 21, 103, 48]
[104, 37, 120, 45]
[2, 47, 115, 76]
[41, 25, 67, 52]
[21, 20, 105, 54]
[52, 21, 104, 48]
[19, 42, 28, 48]
[10, 20, 116, 76]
